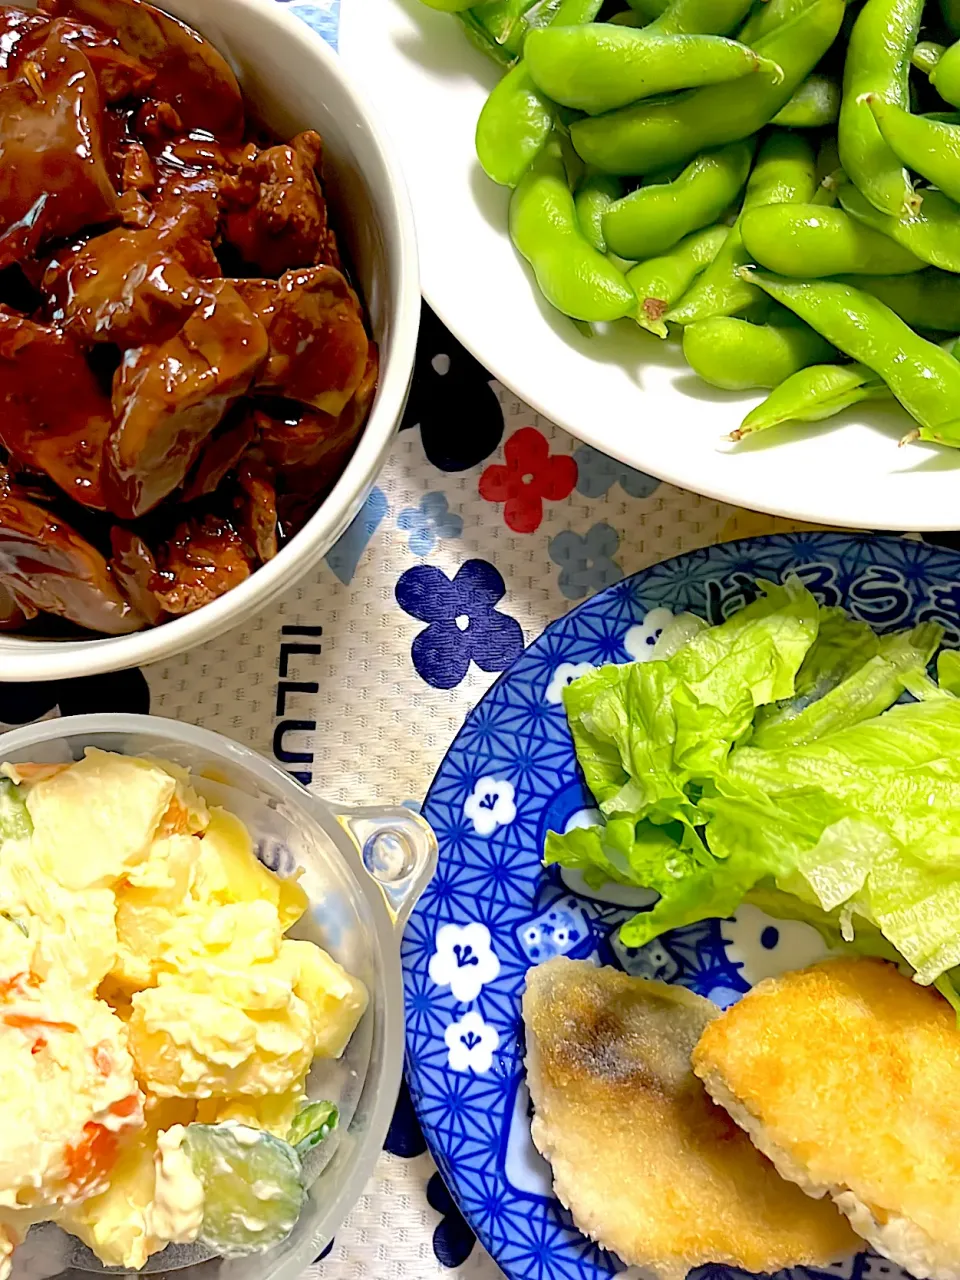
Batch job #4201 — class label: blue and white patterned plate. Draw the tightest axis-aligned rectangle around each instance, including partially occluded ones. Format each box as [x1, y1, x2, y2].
[403, 531, 960, 1280]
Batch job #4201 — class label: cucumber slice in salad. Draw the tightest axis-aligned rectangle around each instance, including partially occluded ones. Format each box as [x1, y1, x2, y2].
[181, 1122, 304, 1256]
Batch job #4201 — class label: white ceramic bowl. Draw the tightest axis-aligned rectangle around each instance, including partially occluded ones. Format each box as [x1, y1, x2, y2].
[342, 0, 960, 532]
[0, 714, 438, 1280]
[0, 0, 419, 683]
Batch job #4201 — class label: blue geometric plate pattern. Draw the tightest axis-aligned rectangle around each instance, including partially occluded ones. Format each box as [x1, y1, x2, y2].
[403, 532, 960, 1280]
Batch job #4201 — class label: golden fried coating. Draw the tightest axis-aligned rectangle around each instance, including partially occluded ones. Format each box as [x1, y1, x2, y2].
[522, 957, 856, 1280]
[693, 957, 960, 1280]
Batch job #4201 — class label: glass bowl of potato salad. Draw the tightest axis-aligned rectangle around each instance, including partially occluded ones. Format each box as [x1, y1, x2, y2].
[0, 714, 437, 1280]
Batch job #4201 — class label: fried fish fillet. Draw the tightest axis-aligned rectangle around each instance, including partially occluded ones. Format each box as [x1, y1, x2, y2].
[693, 957, 960, 1280]
[522, 957, 856, 1279]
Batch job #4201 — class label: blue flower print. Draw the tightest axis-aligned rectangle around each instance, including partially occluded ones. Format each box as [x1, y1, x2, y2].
[396, 492, 463, 555]
[549, 524, 624, 601]
[395, 560, 524, 690]
[426, 1171, 476, 1268]
[574, 444, 661, 500]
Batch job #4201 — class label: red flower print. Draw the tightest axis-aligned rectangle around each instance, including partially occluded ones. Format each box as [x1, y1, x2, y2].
[478, 427, 577, 533]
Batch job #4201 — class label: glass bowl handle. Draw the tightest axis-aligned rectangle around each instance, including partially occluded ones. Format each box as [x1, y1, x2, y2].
[335, 807, 438, 930]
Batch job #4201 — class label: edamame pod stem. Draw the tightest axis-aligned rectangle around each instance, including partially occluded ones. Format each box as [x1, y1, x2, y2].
[733, 363, 889, 437]
[510, 139, 637, 319]
[644, 0, 755, 36]
[666, 130, 817, 325]
[838, 180, 960, 273]
[602, 137, 755, 259]
[836, 270, 960, 331]
[524, 26, 780, 114]
[570, 0, 844, 173]
[931, 41, 960, 106]
[475, 0, 603, 186]
[837, 0, 922, 217]
[626, 224, 729, 336]
[771, 73, 840, 127]
[683, 315, 835, 389]
[741, 203, 925, 275]
[867, 97, 960, 206]
[575, 172, 621, 252]
[742, 270, 960, 442]
[912, 41, 945, 73]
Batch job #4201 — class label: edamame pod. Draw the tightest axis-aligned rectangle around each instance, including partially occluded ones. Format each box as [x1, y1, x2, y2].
[733, 363, 889, 437]
[837, 0, 922, 217]
[458, 0, 546, 65]
[868, 97, 960, 205]
[930, 41, 960, 106]
[839, 180, 960, 273]
[475, 0, 603, 187]
[644, 0, 755, 36]
[771, 73, 840, 127]
[510, 139, 637, 319]
[626, 0, 670, 20]
[666, 130, 817, 326]
[740, 203, 925, 275]
[683, 315, 835, 389]
[575, 172, 621, 253]
[602, 138, 755, 259]
[570, 0, 843, 174]
[743, 270, 960, 442]
[524, 26, 780, 114]
[420, 0, 474, 11]
[626, 224, 729, 336]
[835, 271, 960, 331]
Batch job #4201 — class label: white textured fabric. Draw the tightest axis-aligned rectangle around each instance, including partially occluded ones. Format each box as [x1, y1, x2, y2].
[140, 383, 818, 1278]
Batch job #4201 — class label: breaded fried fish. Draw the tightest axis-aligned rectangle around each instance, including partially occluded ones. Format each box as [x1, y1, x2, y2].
[693, 957, 960, 1280]
[522, 957, 856, 1279]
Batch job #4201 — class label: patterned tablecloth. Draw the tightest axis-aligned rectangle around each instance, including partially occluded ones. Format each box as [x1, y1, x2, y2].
[3, 4, 956, 1278]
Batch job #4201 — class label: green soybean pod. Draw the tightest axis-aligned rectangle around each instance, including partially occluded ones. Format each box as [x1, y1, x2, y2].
[683, 315, 835, 389]
[575, 172, 622, 252]
[644, 0, 755, 36]
[625, 0, 670, 20]
[510, 139, 637, 319]
[732, 363, 889, 437]
[740, 203, 925, 275]
[570, 0, 842, 174]
[475, 0, 603, 187]
[838, 0, 923, 218]
[666, 130, 817, 326]
[930, 41, 960, 106]
[838, 180, 960, 273]
[524, 26, 778, 114]
[602, 137, 754, 259]
[743, 270, 960, 442]
[836, 270, 960, 331]
[771, 73, 840, 127]
[868, 97, 960, 204]
[739, 0, 810, 46]
[626, 224, 729, 336]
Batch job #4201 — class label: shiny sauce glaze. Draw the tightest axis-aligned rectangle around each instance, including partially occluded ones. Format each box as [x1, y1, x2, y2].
[0, 0, 377, 635]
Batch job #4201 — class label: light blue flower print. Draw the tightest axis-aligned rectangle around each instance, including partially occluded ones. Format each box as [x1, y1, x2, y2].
[549, 523, 624, 601]
[397, 492, 464, 555]
[574, 444, 661, 500]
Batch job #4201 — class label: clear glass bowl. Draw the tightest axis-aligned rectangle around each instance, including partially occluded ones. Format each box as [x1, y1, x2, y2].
[0, 714, 437, 1280]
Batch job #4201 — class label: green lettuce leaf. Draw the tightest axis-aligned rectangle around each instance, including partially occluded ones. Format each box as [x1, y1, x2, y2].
[546, 578, 960, 996]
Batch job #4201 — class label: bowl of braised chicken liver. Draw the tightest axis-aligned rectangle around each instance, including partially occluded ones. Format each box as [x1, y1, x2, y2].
[0, 0, 419, 679]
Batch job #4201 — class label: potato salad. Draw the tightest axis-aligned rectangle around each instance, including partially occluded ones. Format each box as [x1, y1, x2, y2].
[0, 749, 367, 1274]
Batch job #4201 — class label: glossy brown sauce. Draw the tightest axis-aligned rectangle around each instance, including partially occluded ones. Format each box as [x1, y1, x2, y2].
[0, 0, 377, 635]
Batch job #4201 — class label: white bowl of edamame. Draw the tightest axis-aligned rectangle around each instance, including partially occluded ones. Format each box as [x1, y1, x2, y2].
[343, 0, 960, 531]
